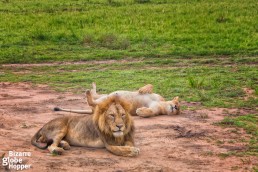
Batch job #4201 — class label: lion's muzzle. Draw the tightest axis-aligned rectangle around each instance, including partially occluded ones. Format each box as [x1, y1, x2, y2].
[113, 124, 124, 137]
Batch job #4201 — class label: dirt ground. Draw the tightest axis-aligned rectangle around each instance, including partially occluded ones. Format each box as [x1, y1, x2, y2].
[0, 82, 257, 172]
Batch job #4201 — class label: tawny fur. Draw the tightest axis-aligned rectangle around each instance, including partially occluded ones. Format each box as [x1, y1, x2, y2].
[32, 96, 139, 157]
[88, 83, 180, 118]
[54, 83, 180, 118]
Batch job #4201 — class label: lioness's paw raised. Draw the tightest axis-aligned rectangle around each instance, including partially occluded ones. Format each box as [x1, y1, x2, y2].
[128, 147, 140, 157]
[138, 84, 153, 94]
[85, 89, 91, 95]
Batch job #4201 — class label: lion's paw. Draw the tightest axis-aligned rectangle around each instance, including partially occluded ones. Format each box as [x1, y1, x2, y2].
[62, 144, 71, 150]
[85, 89, 91, 95]
[138, 84, 153, 94]
[48, 146, 64, 155]
[59, 141, 71, 150]
[52, 147, 64, 155]
[128, 147, 140, 157]
[136, 108, 150, 117]
[136, 108, 144, 116]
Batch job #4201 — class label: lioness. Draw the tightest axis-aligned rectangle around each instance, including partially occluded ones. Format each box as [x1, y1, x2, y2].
[55, 83, 180, 118]
[32, 95, 139, 157]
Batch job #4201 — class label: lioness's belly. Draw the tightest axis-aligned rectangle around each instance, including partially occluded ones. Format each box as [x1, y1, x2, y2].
[110, 91, 162, 115]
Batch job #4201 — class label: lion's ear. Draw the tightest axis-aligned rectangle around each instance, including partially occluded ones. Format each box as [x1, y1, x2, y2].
[96, 95, 116, 113]
[172, 96, 179, 102]
[115, 97, 132, 114]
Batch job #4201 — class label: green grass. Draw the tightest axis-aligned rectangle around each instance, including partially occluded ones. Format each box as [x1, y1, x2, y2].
[0, 57, 257, 108]
[0, 0, 257, 134]
[0, 0, 257, 63]
[217, 114, 258, 156]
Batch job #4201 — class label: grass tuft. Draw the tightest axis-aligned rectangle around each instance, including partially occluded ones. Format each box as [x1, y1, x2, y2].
[216, 15, 230, 23]
[188, 77, 205, 89]
[83, 34, 95, 47]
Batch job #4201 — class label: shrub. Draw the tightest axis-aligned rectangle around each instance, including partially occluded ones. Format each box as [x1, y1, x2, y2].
[134, 0, 151, 4]
[82, 33, 130, 50]
[83, 34, 95, 47]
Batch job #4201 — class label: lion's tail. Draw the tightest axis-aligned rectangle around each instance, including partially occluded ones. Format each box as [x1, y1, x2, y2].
[31, 128, 52, 149]
[53, 107, 92, 114]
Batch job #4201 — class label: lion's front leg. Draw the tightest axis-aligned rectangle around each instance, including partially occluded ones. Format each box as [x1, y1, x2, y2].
[105, 145, 140, 157]
[136, 107, 156, 118]
[124, 141, 134, 147]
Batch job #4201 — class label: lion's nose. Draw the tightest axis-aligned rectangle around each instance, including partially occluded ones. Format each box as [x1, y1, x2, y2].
[116, 124, 123, 129]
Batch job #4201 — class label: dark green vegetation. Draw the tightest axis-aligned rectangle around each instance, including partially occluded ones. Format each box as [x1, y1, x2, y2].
[0, 0, 257, 63]
[217, 114, 258, 156]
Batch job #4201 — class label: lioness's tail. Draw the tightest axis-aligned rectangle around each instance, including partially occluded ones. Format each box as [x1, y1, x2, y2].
[53, 107, 92, 114]
[31, 128, 52, 149]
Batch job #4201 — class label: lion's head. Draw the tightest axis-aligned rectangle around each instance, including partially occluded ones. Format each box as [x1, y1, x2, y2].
[165, 96, 180, 115]
[92, 95, 134, 139]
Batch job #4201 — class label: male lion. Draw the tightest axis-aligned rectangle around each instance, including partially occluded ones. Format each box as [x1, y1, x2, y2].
[55, 83, 180, 118]
[32, 95, 139, 157]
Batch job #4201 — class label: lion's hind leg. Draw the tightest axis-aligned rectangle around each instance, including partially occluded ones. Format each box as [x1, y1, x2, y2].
[38, 135, 47, 143]
[86, 89, 96, 106]
[47, 132, 67, 155]
[90, 82, 107, 99]
[59, 140, 71, 150]
[48, 140, 64, 155]
[138, 84, 153, 94]
[91, 82, 100, 99]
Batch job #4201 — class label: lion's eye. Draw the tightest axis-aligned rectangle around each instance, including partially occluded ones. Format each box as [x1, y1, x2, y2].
[174, 105, 178, 110]
[109, 114, 115, 119]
